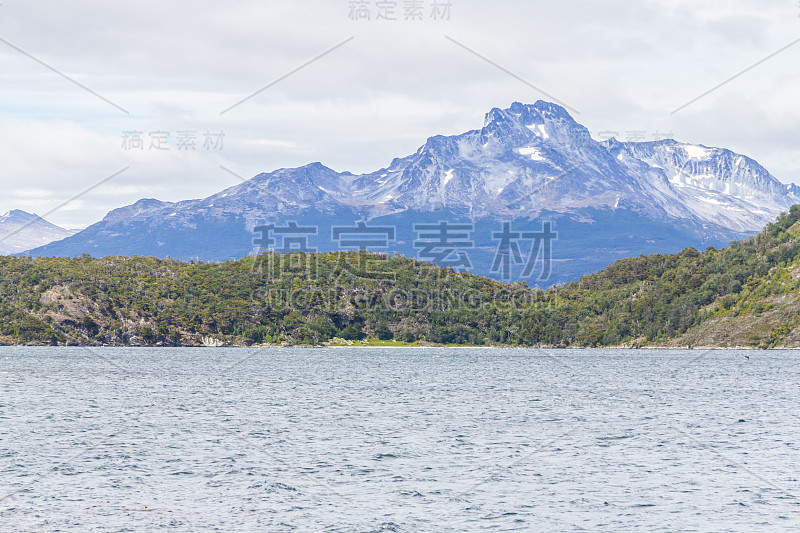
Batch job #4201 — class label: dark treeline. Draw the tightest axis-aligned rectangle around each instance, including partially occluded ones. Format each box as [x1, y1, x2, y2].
[2, 205, 800, 347]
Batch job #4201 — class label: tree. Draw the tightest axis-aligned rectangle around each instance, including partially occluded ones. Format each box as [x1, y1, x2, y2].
[375, 320, 393, 340]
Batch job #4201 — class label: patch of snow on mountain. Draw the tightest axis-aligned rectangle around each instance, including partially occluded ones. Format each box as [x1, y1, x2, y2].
[526, 124, 549, 139]
[683, 145, 711, 160]
[518, 147, 545, 161]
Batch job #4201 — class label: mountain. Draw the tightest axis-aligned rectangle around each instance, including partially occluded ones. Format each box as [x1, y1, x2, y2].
[23, 101, 800, 284]
[0, 210, 77, 255]
[4, 206, 800, 347]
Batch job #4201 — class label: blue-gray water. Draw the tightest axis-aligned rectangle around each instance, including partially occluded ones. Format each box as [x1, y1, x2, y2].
[1, 347, 799, 532]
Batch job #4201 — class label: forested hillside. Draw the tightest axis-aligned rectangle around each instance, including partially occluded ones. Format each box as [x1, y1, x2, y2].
[3, 205, 800, 347]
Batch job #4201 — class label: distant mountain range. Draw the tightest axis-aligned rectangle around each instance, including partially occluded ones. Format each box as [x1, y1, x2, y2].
[22, 101, 800, 284]
[0, 210, 76, 255]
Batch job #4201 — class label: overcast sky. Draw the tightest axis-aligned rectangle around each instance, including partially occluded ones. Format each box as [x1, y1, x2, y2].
[1, 0, 799, 228]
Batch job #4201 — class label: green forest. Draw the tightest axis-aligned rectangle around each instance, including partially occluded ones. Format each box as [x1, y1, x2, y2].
[3, 205, 800, 348]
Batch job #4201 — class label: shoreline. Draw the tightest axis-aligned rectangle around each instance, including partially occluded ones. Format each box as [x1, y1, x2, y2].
[1, 343, 798, 350]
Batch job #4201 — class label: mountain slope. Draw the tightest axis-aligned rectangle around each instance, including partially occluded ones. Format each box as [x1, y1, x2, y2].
[559, 204, 800, 348]
[3, 206, 800, 347]
[0, 210, 76, 255]
[609, 139, 794, 232]
[25, 101, 799, 283]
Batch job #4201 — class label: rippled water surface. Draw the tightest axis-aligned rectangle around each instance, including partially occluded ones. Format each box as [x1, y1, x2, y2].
[1, 347, 800, 531]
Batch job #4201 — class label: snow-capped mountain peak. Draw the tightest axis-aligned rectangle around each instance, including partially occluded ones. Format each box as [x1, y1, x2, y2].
[0, 209, 40, 225]
[612, 139, 797, 230]
[482, 101, 588, 148]
[0, 210, 77, 255]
